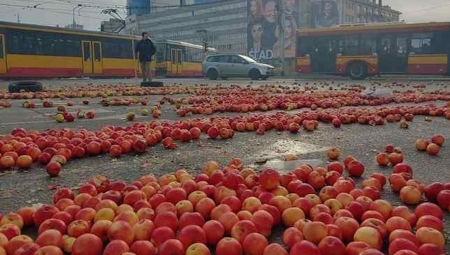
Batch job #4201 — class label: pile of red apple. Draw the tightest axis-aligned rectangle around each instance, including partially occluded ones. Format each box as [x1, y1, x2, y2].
[99, 98, 148, 107]
[0, 101, 12, 108]
[414, 135, 445, 155]
[0, 152, 449, 255]
[0, 85, 209, 100]
[0, 103, 448, 176]
[172, 89, 450, 116]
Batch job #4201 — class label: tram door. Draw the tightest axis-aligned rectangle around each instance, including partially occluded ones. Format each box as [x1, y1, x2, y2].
[82, 41, 103, 75]
[0, 34, 6, 74]
[170, 47, 183, 76]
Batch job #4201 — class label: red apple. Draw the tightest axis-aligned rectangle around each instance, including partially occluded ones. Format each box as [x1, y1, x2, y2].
[70, 233, 103, 255]
[431, 134, 445, 146]
[259, 169, 280, 190]
[241, 233, 268, 255]
[202, 220, 224, 246]
[290, 240, 320, 255]
[130, 240, 156, 255]
[436, 189, 450, 210]
[151, 227, 175, 247]
[426, 143, 440, 155]
[215, 237, 243, 255]
[346, 160, 365, 177]
[318, 236, 346, 255]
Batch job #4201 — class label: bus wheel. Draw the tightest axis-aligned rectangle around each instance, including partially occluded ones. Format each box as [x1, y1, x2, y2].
[348, 62, 367, 80]
[249, 69, 261, 80]
[207, 69, 218, 80]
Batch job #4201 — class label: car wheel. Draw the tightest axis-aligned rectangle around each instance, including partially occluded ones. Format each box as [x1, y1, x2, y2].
[249, 69, 261, 80]
[207, 69, 218, 80]
[348, 62, 367, 80]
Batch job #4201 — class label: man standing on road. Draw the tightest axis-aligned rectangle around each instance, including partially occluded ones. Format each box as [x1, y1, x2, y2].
[135, 32, 156, 82]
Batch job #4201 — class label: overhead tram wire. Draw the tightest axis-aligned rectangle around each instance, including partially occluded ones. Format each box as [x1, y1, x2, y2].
[0, 1, 113, 14]
[0, 2, 108, 20]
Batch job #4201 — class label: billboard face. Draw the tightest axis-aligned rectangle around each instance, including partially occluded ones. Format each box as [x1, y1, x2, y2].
[247, 0, 299, 60]
[312, 0, 340, 28]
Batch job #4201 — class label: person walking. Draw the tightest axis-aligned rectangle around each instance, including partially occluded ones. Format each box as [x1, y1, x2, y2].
[135, 32, 156, 82]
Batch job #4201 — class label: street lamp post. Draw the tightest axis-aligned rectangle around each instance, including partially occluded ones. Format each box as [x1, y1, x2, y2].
[197, 29, 208, 61]
[196, 29, 208, 52]
[276, 0, 285, 76]
[73, 4, 82, 27]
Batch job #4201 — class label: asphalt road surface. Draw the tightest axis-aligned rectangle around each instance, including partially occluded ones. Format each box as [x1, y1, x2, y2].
[0, 77, 449, 251]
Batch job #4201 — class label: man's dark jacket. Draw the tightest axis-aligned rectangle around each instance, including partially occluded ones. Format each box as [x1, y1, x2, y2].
[135, 39, 156, 62]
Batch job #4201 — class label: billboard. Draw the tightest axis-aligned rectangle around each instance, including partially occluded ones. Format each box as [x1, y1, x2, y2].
[247, 0, 299, 60]
[311, 0, 340, 28]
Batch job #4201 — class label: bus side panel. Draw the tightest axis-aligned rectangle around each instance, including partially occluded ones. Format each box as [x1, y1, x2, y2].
[296, 57, 311, 73]
[6, 54, 82, 77]
[407, 54, 447, 75]
[336, 56, 378, 75]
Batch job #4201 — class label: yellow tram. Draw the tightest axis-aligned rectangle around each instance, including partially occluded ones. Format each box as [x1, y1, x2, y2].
[0, 21, 216, 79]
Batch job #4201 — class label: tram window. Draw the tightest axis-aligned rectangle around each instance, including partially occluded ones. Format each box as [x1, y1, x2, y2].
[83, 42, 91, 61]
[102, 41, 116, 58]
[178, 50, 183, 63]
[121, 41, 133, 58]
[8, 33, 20, 54]
[35, 37, 44, 55]
[156, 43, 166, 60]
[66, 38, 81, 56]
[94, 43, 101, 61]
[185, 48, 191, 62]
[41, 34, 54, 55]
[0, 36, 3, 58]
[21, 35, 33, 55]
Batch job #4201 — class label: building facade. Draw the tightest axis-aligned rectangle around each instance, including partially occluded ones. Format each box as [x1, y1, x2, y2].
[133, 0, 248, 53]
[101, 19, 124, 33]
[126, 0, 401, 71]
[64, 24, 84, 30]
[341, 0, 401, 24]
[127, 0, 151, 16]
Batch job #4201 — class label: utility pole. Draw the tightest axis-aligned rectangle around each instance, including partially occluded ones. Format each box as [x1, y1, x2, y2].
[16, 13, 20, 23]
[277, 0, 285, 76]
[378, 0, 383, 22]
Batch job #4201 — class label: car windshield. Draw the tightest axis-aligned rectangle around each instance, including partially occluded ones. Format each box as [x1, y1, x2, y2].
[239, 55, 257, 63]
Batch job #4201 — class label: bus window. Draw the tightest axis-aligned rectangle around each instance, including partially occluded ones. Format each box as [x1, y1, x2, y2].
[411, 33, 433, 54]
[360, 37, 376, 55]
[298, 37, 314, 56]
[342, 37, 359, 55]
[380, 38, 391, 55]
[327, 40, 338, 54]
[396, 37, 408, 56]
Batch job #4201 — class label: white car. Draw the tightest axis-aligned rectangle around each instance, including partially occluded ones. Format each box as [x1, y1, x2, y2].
[202, 54, 275, 80]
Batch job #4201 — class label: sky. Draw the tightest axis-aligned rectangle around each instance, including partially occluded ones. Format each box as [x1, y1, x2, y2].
[0, 0, 449, 31]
